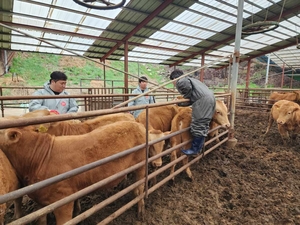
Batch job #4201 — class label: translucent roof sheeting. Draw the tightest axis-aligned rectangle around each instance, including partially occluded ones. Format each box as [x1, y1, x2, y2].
[0, 0, 299, 71]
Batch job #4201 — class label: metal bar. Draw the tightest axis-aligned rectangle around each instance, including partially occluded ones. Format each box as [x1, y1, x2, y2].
[229, 0, 244, 131]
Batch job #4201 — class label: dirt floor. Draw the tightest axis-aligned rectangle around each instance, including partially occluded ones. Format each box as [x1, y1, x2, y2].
[5, 108, 300, 224]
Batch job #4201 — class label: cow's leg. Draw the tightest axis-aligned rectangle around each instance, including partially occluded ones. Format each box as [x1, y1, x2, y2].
[183, 156, 193, 182]
[73, 199, 81, 217]
[53, 202, 74, 225]
[169, 150, 177, 185]
[277, 125, 289, 145]
[134, 167, 145, 221]
[149, 167, 157, 187]
[13, 197, 23, 219]
[263, 113, 274, 137]
[208, 130, 220, 143]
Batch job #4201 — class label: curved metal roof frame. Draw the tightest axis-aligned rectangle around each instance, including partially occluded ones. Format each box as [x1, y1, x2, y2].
[0, 0, 300, 71]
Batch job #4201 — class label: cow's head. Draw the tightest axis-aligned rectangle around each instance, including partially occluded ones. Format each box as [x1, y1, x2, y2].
[212, 100, 230, 128]
[148, 129, 170, 167]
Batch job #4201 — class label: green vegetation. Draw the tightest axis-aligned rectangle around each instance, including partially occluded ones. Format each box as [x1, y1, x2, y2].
[6, 52, 285, 90]
[8, 53, 61, 86]
[6, 52, 171, 88]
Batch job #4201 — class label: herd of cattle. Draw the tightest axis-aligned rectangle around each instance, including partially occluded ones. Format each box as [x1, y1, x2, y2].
[0, 90, 298, 224]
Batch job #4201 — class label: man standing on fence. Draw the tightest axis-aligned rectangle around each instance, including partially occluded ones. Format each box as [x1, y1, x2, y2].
[29, 71, 78, 114]
[128, 76, 155, 118]
[170, 69, 216, 155]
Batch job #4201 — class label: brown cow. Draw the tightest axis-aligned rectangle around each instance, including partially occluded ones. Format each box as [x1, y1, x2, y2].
[169, 100, 230, 183]
[0, 150, 22, 225]
[136, 105, 179, 131]
[44, 113, 135, 136]
[42, 112, 164, 167]
[267, 91, 300, 106]
[263, 99, 293, 137]
[0, 121, 148, 224]
[274, 100, 300, 144]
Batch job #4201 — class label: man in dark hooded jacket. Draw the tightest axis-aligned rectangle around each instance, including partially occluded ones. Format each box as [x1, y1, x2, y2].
[170, 69, 216, 155]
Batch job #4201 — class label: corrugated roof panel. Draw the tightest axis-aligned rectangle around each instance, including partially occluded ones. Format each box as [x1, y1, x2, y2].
[121, 57, 163, 64]
[51, 9, 82, 24]
[11, 30, 42, 49]
[71, 37, 94, 45]
[162, 22, 215, 39]
[242, 0, 282, 18]
[240, 40, 267, 49]
[43, 33, 69, 42]
[11, 43, 36, 51]
[44, 21, 77, 33]
[143, 40, 187, 50]
[12, 31, 40, 45]
[210, 46, 234, 56]
[133, 47, 177, 55]
[12, 16, 45, 27]
[128, 52, 170, 60]
[246, 34, 282, 46]
[2, 0, 300, 69]
[56, 0, 84, 11]
[13, 1, 49, 17]
[267, 29, 291, 40]
[81, 17, 110, 31]
[65, 43, 86, 51]
[191, 2, 236, 23]
[279, 19, 300, 37]
[40, 40, 67, 49]
[76, 27, 102, 36]
[149, 31, 199, 46]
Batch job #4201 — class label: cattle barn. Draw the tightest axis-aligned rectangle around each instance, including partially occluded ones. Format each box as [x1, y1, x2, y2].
[1, 0, 300, 224]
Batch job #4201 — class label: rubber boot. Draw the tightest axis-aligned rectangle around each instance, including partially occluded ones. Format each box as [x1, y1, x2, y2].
[181, 136, 205, 155]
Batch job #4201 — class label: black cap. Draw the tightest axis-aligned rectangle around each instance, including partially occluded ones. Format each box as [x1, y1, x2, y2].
[138, 76, 148, 83]
[170, 69, 183, 80]
[50, 71, 67, 81]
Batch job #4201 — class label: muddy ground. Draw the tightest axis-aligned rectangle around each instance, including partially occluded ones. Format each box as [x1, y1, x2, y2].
[5, 108, 300, 224]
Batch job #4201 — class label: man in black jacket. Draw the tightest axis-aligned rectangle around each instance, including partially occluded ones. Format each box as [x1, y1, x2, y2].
[170, 69, 216, 155]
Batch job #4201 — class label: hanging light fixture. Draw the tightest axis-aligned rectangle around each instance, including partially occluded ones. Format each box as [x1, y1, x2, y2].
[73, 0, 126, 10]
[242, 0, 286, 35]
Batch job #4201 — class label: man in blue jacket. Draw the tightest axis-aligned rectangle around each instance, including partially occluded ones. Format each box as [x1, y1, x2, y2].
[170, 69, 216, 155]
[128, 76, 155, 118]
[29, 71, 78, 114]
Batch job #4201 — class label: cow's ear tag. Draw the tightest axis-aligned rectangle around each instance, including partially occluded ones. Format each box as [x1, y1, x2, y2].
[38, 125, 48, 133]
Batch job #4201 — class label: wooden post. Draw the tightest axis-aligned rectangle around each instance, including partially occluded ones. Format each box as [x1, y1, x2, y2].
[290, 70, 294, 88]
[124, 40, 129, 101]
[281, 63, 285, 88]
[200, 53, 205, 82]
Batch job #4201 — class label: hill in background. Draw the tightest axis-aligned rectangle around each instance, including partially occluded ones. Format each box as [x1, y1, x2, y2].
[1, 52, 300, 90]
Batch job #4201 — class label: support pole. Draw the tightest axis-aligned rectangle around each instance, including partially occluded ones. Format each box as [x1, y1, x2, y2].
[281, 63, 285, 88]
[246, 60, 251, 89]
[290, 70, 294, 88]
[265, 54, 270, 88]
[124, 40, 129, 100]
[227, 0, 244, 148]
[200, 53, 205, 82]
